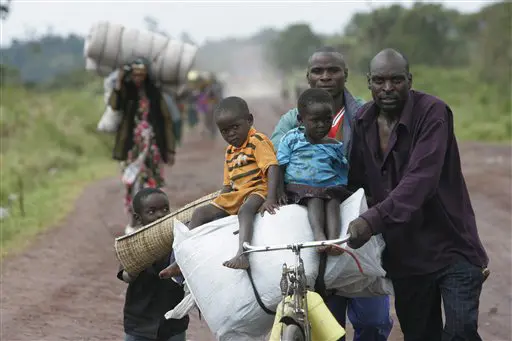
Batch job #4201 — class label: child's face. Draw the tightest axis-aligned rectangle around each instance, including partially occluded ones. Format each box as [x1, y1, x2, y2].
[298, 103, 334, 142]
[216, 110, 253, 148]
[136, 193, 170, 226]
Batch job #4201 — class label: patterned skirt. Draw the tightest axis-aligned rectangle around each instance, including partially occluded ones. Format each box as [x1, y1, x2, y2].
[285, 183, 352, 205]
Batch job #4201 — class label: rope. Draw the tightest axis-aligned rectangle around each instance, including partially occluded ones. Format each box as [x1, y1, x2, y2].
[330, 244, 365, 275]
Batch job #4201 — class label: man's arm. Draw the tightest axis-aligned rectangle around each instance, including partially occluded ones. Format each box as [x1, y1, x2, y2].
[361, 105, 451, 234]
[270, 109, 298, 152]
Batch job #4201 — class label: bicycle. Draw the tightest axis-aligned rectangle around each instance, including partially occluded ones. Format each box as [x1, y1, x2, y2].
[242, 235, 363, 341]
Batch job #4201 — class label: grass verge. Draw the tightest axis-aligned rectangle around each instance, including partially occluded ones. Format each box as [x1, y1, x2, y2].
[1, 84, 116, 259]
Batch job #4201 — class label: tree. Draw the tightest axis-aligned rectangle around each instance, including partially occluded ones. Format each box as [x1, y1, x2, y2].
[384, 3, 467, 67]
[269, 23, 322, 73]
[472, 1, 512, 91]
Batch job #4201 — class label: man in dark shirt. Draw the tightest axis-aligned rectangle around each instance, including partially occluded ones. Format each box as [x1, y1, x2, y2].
[118, 188, 189, 341]
[347, 48, 489, 341]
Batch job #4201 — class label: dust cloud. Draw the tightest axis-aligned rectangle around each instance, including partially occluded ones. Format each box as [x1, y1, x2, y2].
[198, 43, 285, 99]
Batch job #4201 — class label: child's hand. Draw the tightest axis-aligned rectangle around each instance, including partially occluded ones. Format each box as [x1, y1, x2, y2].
[277, 191, 288, 206]
[122, 270, 139, 283]
[259, 199, 280, 216]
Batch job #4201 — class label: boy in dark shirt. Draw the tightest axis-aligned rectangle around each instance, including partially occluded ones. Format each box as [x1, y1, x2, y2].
[117, 188, 189, 341]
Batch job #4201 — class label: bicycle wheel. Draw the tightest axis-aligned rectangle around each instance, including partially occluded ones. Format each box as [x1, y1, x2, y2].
[281, 324, 305, 341]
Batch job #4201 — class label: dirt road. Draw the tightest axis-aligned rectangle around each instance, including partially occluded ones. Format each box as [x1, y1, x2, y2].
[1, 97, 510, 341]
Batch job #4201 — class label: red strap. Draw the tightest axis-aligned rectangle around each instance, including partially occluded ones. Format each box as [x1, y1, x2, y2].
[328, 108, 345, 138]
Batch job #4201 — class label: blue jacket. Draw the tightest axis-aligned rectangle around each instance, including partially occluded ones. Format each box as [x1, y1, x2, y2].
[270, 89, 365, 156]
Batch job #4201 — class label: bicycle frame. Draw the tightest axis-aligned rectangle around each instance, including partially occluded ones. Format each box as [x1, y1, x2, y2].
[242, 235, 351, 341]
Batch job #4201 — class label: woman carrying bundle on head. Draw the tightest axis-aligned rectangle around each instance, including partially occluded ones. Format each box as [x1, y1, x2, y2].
[109, 57, 177, 234]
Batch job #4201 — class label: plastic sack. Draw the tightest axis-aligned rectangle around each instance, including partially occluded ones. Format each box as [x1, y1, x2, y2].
[165, 292, 196, 320]
[172, 189, 391, 341]
[324, 189, 394, 297]
[97, 106, 122, 133]
[172, 206, 320, 341]
[97, 70, 122, 133]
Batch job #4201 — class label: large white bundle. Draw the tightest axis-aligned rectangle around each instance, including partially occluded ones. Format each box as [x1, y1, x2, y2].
[85, 57, 113, 77]
[84, 21, 198, 85]
[173, 209, 318, 341]
[172, 189, 392, 341]
[324, 189, 394, 297]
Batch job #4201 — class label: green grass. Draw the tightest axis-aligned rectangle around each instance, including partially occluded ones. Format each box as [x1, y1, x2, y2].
[288, 66, 511, 142]
[0, 85, 116, 258]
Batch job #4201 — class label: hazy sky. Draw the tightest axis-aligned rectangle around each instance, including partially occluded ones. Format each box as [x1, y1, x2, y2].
[0, 0, 494, 47]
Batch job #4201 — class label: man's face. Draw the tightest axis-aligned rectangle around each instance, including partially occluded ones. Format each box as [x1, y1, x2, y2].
[367, 59, 412, 113]
[307, 53, 347, 98]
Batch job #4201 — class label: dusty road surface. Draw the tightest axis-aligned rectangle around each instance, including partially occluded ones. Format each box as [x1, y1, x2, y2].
[1, 97, 510, 341]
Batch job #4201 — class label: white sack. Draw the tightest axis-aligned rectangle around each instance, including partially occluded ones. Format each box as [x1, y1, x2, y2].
[172, 207, 319, 341]
[97, 106, 121, 133]
[324, 189, 393, 297]
[85, 57, 114, 77]
[165, 293, 197, 320]
[172, 188, 392, 341]
[97, 70, 122, 133]
[84, 21, 198, 85]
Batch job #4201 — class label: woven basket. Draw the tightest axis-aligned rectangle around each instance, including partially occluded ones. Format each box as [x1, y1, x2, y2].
[115, 190, 220, 274]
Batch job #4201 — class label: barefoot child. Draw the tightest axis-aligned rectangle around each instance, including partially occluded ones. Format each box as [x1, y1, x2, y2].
[118, 188, 189, 341]
[277, 88, 351, 254]
[160, 96, 280, 276]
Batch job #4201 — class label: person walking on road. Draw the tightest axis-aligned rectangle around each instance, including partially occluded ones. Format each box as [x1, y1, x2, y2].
[109, 57, 177, 234]
[347, 48, 489, 341]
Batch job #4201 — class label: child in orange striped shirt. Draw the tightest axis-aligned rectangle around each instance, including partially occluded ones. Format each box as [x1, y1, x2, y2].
[160, 96, 282, 276]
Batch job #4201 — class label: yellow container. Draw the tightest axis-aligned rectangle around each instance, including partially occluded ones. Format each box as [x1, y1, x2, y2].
[269, 291, 346, 341]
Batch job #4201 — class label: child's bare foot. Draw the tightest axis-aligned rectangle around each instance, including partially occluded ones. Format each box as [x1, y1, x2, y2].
[159, 263, 182, 279]
[326, 244, 344, 256]
[223, 253, 250, 270]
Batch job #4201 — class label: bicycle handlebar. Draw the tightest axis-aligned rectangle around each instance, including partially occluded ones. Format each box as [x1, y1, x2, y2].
[242, 235, 351, 255]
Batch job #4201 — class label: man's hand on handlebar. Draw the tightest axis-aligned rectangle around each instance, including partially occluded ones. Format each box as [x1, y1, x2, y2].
[347, 217, 372, 249]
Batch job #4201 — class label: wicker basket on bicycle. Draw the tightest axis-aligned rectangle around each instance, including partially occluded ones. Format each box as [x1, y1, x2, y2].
[114, 190, 220, 275]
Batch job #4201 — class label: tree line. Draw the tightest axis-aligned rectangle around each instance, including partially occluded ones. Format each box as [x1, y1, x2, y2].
[267, 1, 511, 90]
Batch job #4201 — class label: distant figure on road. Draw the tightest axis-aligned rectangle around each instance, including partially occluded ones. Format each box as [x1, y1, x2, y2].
[109, 57, 177, 234]
[197, 72, 222, 140]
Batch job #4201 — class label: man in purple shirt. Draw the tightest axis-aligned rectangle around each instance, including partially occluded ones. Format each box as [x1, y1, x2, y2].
[347, 48, 489, 341]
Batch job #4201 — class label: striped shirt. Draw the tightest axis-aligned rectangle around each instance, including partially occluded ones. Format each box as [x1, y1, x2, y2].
[223, 127, 278, 191]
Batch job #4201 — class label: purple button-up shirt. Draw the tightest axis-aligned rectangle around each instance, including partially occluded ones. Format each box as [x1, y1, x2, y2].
[348, 90, 488, 278]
